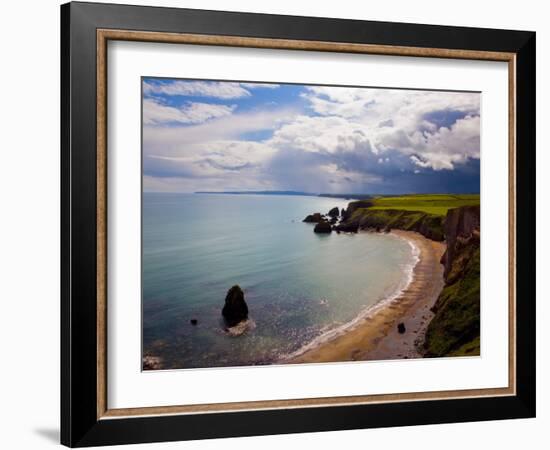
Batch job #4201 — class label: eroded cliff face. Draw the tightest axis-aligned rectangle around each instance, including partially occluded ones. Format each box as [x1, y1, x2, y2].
[424, 205, 480, 357]
[340, 200, 373, 222]
[336, 202, 445, 241]
[440, 205, 481, 280]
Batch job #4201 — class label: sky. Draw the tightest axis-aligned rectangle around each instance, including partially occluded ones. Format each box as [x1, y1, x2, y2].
[142, 77, 480, 194]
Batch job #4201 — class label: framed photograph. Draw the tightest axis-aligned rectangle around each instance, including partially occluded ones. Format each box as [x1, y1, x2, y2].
[61, 1, 536, 447]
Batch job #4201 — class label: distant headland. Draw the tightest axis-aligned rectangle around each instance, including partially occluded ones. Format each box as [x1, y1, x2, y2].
[194, 190, 372, 200]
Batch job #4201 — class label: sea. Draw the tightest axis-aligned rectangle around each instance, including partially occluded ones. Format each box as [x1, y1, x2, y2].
[142, 192, 418, 370]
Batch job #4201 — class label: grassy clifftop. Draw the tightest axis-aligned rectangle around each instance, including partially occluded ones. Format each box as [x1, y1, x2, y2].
[367, 194, 480, 216]
[338, 194, 479, 242]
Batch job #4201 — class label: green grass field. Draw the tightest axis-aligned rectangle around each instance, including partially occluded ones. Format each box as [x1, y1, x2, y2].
[368, 194, 480, 216]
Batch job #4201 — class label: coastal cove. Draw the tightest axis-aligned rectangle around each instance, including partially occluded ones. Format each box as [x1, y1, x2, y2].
[142, 193, 422, 370]
[288, 230, 446, 363]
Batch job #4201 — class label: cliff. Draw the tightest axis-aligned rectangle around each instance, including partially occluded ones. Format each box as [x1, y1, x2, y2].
[423, 205, 481, 357]
[440, 205, 480, 280]
[337, 202, 445, 241]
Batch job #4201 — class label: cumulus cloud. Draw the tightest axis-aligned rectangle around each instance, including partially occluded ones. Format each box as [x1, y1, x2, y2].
[143, 141, 279, 193]
[142, 104, 299, 190]
[144, 80, 279, 99]
[268, 115, 370, 153]
[143, 107, 297, 157]
[240, 83, 280, 90]
[143, 99, 236, 125]
[408, 115, 481, 170]
[298, 86, 480, 171]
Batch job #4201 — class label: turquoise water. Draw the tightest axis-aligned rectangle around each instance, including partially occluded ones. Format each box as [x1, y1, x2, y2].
[143, 193, 416, 369]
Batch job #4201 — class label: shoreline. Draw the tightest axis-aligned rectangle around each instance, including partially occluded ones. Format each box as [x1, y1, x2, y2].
[287, 230, 446, 364]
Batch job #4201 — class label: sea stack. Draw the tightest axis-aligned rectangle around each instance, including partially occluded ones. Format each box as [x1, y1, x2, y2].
[222, 285, 248, 327]
[327, 207, 339, 218]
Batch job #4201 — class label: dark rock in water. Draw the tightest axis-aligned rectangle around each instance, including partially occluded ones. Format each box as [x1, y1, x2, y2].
[190, 319, 198, 326]
[397, 322, 406, 334]
[329, 216, 338, 224]
[222, 285, 248, 327]
[314, 221, 332, 234]
[384, 227, 391, 233]
[328, 207, 339, 218]
[375, 226, 382, 232]
[341, 208, 346, 217]
[303, 212, 323, 223]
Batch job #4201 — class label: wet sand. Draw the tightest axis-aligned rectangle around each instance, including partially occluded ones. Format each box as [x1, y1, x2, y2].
[289, 230, 446, 363]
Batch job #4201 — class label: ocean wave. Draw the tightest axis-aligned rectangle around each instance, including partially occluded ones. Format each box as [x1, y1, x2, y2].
[278, 233, 421, 362]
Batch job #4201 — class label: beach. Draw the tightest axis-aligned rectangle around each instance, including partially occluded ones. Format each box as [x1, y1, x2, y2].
[288, 230, 446, 363]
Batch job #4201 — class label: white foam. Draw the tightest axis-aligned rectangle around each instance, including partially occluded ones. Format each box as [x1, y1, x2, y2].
[225, 318, 256, 336]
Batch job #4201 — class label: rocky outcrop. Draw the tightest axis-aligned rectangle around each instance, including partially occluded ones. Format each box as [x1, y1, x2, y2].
[327, 207, 339, 218]
[424, 206, 480, 357]
[303, 213, 323, 223]
[222, 285, 248, 327]
[314, 221, 332, 233]
[341, 200, 373, 221]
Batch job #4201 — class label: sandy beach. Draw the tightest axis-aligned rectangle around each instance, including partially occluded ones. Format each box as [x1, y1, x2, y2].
[288, 230, 446, 363]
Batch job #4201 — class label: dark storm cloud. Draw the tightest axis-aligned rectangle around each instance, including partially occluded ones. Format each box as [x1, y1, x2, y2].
[261, 140, 480, 195]
[374, 158, 481, 194]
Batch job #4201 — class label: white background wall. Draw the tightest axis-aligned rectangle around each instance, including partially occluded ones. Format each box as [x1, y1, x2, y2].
[0, 0, 546, 449]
